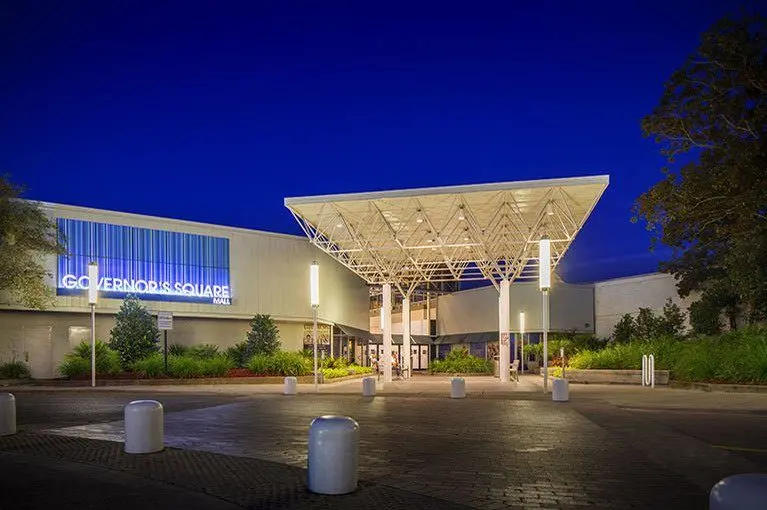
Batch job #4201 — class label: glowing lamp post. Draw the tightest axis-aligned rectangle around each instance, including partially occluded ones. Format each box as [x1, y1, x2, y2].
[539, 238, 551, 392]
[88, 262, 99, 388]
[519, 311, 526, 374]
[310, 261, 320, 392]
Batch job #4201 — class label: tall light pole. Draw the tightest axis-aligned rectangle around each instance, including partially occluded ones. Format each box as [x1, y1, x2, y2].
[539, 238, 551, 392]
[519, 311, 526, 374]
[310, 261, 320, 392]
[88, 262, 99, 388]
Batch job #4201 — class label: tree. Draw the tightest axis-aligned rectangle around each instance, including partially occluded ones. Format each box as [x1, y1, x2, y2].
[659, 298, 687, 337]
[689, 297, 724, 335]
[0, 175, 65, 308]
[634, 13, 767, 325]
[109, 295, 159, 367]
[612, 314, 637, 343]
[246, 314, 280, 357]
[635, 308, 660, 341]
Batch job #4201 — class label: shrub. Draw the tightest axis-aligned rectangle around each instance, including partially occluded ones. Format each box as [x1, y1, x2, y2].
[168, 344, 188, 356]
[246, 314, 280, 357]
[322, 367, 351, 379]
[689, 298, 723, 335]
[0, 360, 31, 379]
[59, 340, 121, 378]
[187, 344, 220, 359]
[131, 354, 166, 377]
[430, 348, 493, 374]
[226, 341, 249, 368]
[321, 356, 349, 369]
[246, 351, 312, 376]
[612, 314, 637, 343]
[348, 365, 373, 375]
[169, 356, 203, 378]
[109, 295, 159, 367]
[199, 356, 234, 377]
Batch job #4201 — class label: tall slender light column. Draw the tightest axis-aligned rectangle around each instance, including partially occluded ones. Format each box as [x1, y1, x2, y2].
[519, 311, 526, 374]
[88, 262, 99, 388]
[382, 283, 393, 383]
[402, 296, 411, 379]
[498, 279, 510, 382]
[539, 238, 551, 393]
[310, 262, 320, 392]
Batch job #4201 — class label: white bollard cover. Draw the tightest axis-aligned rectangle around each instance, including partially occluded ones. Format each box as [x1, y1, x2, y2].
[552, 378, 569, 402]
[362, 376, 376, 397]
[0, 393, 16, 436]
[710, 474, 767, 510]
[307, 415, 359, 495]
[284, 376, 298, 395]
[451, 377, 466, 399]
[124, 400, 164, 454]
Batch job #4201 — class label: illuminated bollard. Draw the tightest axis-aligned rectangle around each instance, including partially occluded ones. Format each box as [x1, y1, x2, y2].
[361, 377, 376, 397]
[124, 400, 164, 454]
[450, 377, 466, 399]
[710, 474, 767, 510]
[0, 393, 16, 436]
[307, 416, 359, 495]
[284, 376, 297, 395]
[552, 378, 569, 402]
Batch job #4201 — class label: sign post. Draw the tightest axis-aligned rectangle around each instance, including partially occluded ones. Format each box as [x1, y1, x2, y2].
[157, 311, 173, 374]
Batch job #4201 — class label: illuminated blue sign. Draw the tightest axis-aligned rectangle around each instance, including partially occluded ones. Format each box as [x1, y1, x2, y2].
[57, 219, 231, 305]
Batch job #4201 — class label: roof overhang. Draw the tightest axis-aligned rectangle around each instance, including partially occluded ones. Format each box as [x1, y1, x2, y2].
[285, 175, 608, 292]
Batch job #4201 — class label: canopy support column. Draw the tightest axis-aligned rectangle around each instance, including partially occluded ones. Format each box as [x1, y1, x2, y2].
[382, 283, 393, 383]
[402, 297, 411, 379]
[499, 279, 510, 383]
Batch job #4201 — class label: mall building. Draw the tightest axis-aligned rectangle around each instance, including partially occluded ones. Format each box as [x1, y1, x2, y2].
[0, 177, 690, 379]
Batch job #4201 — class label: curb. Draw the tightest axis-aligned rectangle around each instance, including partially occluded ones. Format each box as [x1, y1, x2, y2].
[668, 381, 767, 393]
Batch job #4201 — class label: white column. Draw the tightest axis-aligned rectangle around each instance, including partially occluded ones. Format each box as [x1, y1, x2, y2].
[402, 297, 411, 379]
[498, 279, 510, 383]
[542, 289, 550, 392]
[382, 283, 393, 383]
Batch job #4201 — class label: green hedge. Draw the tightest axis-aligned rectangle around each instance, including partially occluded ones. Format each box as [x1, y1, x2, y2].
[131, 353, 234, 378]
[0, 360, 31, 379]
[567, 328, 767, 384]
[59, 340, 122, 378]
[431, 349, 493, 374]
[321, 365, 373, 379]
[247, 351, 312, 376]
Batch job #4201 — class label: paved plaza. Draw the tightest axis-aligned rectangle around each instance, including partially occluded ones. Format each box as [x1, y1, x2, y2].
[1, 375, 766, 509]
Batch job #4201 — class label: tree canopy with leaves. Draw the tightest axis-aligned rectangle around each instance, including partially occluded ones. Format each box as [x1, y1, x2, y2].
[0, 175, 65, 309]
[635, 13, 767, 323]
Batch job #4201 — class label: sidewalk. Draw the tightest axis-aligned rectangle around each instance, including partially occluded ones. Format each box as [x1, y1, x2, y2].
[0, 431, 469, 510]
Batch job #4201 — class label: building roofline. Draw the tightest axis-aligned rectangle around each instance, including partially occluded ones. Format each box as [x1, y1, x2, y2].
[37, 201, 307, 241]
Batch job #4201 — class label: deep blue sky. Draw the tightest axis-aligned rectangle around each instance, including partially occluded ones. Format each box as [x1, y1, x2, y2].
[1, 1, 757, 283]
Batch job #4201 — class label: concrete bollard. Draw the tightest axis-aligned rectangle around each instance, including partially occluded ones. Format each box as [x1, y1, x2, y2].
[361, 376, 376, 397]
[552, 378, 569, 402]
[283, 376, 298, 395]
[307, 415, 359, 495]
[0, 393, 16, 436]
[450, 377, 466, 399]
[124, 400, 164, 454]
[710, 474, 767, 510]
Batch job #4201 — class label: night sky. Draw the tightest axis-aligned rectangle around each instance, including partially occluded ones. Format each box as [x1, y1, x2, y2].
[1, 1, 755, 283]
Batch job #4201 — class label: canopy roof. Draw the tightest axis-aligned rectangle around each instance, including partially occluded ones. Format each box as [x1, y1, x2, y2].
[285, 175, 608, 291]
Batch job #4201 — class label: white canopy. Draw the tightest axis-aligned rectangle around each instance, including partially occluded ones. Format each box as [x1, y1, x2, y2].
[285, 175, 608, 292]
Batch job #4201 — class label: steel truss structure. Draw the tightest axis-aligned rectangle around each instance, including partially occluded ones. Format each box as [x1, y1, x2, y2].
[285, 175, 608, 293]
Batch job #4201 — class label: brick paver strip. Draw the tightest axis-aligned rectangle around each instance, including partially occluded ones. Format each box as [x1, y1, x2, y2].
[0, 432, 472, 510]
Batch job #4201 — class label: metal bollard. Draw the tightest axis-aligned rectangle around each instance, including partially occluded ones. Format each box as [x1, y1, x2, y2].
[0, 393, 16, 436]
[361, 377, 376, 397]
[124, 400, 164, 454]
[450, 377, 466, 399]
[307, 415, 359, 495]
[552, 378, 569, 402]
[284, 376, 297, 395]
[710, 474, 767, 510]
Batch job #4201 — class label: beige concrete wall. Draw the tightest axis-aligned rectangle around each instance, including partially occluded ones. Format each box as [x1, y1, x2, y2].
[0, 309, 315, 378]
[594, 272, 694, 338]
[436, 281, 595, 335]
[6, 202, 369, 330]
